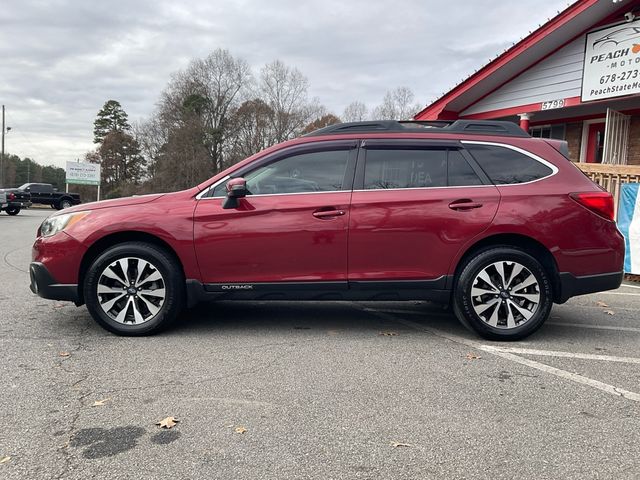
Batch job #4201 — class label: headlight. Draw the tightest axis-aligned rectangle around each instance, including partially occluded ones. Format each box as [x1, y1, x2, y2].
[39, 211, 90, 238]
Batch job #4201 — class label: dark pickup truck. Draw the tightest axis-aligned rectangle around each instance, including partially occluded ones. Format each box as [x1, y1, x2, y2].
[0, 188, 32, 215]
[18, 183, 81, 210]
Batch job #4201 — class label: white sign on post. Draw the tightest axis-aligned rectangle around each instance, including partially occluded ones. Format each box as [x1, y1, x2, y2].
[65, 161, 101, 186]
[582, 20, 640, 102]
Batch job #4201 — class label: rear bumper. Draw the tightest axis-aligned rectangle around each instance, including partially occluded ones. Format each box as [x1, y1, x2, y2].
[557, 271, 623, 303]
[29, 262, 79, 303]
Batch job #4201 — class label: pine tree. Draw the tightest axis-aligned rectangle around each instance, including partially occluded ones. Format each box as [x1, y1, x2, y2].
[93, 100, 131, 144]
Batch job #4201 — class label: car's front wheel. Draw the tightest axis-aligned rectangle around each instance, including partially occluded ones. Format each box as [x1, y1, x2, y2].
[83, 242, 185, 336]
[453, 247, 553, 341]
[6, 206, 20, 215]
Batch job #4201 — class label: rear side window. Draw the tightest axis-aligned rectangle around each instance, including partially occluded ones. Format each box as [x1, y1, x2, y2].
[465, 144, 553, 185]
[364, 149, 447, 189]
[363, 148, 483, 189]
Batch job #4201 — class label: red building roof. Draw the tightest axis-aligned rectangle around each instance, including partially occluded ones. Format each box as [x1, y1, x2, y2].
[415, 0, 639, 120]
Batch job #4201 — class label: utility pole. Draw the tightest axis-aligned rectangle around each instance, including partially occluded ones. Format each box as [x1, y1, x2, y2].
[1, 105, 4, 187]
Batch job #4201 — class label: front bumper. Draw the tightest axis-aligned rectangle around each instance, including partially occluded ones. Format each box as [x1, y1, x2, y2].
[29, 262, 79, 303]
[557, 271, 623, 303]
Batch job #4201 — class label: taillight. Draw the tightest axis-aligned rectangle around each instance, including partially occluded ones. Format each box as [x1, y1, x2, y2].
[569, 192, 615, 221]
[8, 193, 15, 201]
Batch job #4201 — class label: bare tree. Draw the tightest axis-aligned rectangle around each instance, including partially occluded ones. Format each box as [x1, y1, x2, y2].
[133, 118, 166, 180]
[132, 53, 335, 194]
[226, 99, 276, 164]
[260, 60, 322, 143]
[153, 117, 212, 192]
[342, 101, 368, 122]
[158, 49, 252, 173]
[372, 87, 422, 120]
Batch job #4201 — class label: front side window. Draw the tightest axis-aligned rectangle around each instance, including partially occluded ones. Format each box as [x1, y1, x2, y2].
[364, 149, 447, 189]
[465, 144, 553, 185]
[211, 149, 350, 197]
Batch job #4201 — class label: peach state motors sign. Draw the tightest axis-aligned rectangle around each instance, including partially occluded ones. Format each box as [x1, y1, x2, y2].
[582, 20, 640, 102]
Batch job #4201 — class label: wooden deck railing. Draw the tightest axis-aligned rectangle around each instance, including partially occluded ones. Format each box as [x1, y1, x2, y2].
[574, 163, 640, 220]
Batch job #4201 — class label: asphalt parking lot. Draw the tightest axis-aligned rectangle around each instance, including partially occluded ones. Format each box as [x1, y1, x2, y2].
[1, 209, 639, 479]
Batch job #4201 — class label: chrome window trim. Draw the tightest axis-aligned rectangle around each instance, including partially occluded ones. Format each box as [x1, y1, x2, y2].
[196, 140, 558, 199]
[460, 140, 558, 186]
[195, 175, 230, 200]
[352, 184, 495, 193]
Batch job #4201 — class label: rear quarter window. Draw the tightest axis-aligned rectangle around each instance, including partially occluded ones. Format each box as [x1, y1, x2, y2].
[465, 144, 553, 185]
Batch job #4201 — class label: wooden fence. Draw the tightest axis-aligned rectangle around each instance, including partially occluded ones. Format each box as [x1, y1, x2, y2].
[575, 163, 640, 220]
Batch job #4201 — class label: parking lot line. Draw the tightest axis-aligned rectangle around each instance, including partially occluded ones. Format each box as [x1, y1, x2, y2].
[476, 347, 640, 402]
[480, 345, 640, 364]
[547, 321, 640, 333]
[357, 305, 640, 403]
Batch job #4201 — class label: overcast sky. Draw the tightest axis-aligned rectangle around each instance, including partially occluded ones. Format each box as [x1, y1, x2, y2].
[0, 0, 571, 169]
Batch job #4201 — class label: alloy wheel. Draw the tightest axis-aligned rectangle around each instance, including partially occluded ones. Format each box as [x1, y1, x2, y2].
[96, 257, 166, 325]
[470, 261, 540, 329]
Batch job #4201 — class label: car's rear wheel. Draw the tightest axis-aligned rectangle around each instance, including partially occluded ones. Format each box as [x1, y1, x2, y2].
[83, 242, 185, 336]
[453, 247, 552, 341]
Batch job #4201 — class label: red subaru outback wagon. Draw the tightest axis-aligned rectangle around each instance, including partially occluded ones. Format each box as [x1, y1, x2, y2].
[30, 120, 624, 340]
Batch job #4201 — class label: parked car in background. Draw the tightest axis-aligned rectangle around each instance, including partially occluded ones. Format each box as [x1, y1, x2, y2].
[29, 120, 624, 340]
[19, 183, 81, 210]
[0, 187, 32, 215]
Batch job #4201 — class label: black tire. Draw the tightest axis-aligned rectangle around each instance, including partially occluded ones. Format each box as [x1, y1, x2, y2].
[6, 206, 20, 215]
[83, 242, 185, 336]
[453, 247, 553, 341]
[58, 198, 73, 210]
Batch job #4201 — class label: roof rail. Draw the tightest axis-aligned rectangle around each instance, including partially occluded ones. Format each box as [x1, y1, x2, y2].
[305, 119, 529, 138]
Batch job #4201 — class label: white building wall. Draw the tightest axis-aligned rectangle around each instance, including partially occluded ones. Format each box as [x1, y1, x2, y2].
[461, 36, 586, 116]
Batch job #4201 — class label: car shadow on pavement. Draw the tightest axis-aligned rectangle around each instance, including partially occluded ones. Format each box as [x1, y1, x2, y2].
[167, 300, 465, 337]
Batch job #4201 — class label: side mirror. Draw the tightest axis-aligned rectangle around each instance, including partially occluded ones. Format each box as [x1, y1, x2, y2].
[222, 178, 248, 209]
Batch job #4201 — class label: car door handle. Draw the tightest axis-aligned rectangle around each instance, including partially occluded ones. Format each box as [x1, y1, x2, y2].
[448, 199, 483, 211]
[313, 209, 346, 219]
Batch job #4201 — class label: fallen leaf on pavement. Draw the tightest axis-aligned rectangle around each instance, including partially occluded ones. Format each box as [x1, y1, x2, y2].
[379, 331, 398, 336]
[604, 310, 615, 316]
[596, 301, 609, 308]
[59, 351, 70, 357]
[234, 426, 247, 434]
[0, 456, 10, 464]
[391, 442, 412, 448]
[156, 417, 179, 429]
[92, 398, 111, 407]
[466, 353, 481, 360]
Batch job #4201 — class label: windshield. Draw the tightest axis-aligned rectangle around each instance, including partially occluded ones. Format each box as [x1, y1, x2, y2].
[18, 184, 30, 190]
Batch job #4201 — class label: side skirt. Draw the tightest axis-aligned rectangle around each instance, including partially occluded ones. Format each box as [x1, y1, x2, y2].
[185, 278, 452, 307]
